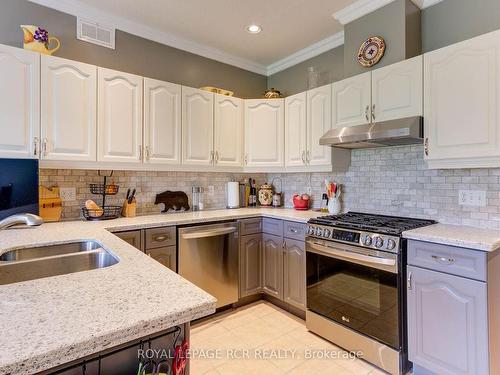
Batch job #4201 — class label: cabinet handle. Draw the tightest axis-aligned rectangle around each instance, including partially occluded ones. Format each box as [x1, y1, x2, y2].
[424, 138, 429, 156]
[209, 150, 214, 164]
[215, 151, 219, 163]
[153, 235, 169, 242]
[407, 272, 412, 290]
[290, 228, 298, 234]
[306, 150, 310, 164]
[244, 154, 248, 165]
[138, 145, 143, 160]
[33, 137, 39, 156]
[145, 146, 150, 160]
[42, 138, 48, 157]
[301, 151, 306, 164]
[371, 104, 376, 121]
[431, 255, 455, 264]
[365, 105, 370, 122]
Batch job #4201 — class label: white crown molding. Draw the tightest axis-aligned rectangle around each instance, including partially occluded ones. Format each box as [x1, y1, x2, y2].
[266, 31, 345, 76]
[28, 0, 268, 75]
[333, 0, 445, 25]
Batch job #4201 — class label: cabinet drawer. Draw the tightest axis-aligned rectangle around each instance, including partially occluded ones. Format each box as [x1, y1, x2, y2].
[239, 218, 262, 235]
[145, 227, 176, 249]
[408, 240, 487, 281]
[262, 218, 283, 236]
[115, 230, 143, 251]
[283, 221, 306, 241]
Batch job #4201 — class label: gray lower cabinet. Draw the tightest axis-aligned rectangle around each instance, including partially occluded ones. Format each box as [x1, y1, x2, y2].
[146, 245, 177, 272]
[262, 233, 283, 299]
[407, 265, 489, 375]
[55, 360, 99, 375]
[283, 238, 306, 310]
[239, 233, 262, 297]
[115, 230, 143, 250]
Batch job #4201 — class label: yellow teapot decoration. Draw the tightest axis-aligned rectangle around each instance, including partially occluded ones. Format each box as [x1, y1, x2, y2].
[21, 25, 60, 55]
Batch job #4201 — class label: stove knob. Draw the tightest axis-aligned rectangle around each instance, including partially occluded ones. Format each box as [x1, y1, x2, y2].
[386, 239, 396, 250]
[323, 229, 331, 238]
[374, 237, 384, 248]
[362, 235, 373, 246]
[316, 228, 324, 236]
[308, 226, 315, 235]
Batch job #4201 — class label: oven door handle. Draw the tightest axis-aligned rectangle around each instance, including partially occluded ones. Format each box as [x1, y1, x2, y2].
[306, 240, 398, 273]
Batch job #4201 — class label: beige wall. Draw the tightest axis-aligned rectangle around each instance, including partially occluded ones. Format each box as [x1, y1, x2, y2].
[0, 0, 267, 98]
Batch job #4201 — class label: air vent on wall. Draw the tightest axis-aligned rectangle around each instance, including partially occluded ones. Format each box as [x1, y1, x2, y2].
[77, 18, 115, 49]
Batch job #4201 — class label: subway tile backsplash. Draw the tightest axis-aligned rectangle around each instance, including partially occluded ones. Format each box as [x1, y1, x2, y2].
[39, 170, 265, 220]
[269, 145, 500, 229]
[42, 145, 500, 229]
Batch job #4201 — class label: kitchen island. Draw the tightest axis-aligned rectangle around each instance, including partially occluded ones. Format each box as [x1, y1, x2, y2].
[0, 208, 317, 374]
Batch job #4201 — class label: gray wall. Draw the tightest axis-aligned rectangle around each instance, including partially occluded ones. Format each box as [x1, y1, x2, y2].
[0, 0, 267, 98]
[422, 0, 500, 53]
[266, 46, 344, 96]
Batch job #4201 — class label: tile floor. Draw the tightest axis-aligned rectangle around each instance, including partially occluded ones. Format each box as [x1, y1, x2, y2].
[190, 301, 388, 375]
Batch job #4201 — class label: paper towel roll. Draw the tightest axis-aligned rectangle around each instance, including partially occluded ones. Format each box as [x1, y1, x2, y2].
[226, 181, 240, 208]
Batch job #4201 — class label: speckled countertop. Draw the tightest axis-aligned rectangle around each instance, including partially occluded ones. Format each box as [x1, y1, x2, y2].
[403, 223, 500, 252]
[0, 208, 319, 375]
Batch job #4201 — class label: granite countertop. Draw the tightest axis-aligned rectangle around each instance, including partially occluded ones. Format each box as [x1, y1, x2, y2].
[403, 223, 500, 252]
[0, 208, 319, 374]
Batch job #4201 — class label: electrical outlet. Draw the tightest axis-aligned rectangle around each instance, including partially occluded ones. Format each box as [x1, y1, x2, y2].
[208, 186, 215, 196]
[458, 190, 486, 207]
[60, 187, 77, 201]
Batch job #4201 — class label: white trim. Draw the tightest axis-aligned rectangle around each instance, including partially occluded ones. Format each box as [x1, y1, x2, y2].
[28, 0, 268, 75]
[266, 31, 345, 76]
[333, 0, 445, 25]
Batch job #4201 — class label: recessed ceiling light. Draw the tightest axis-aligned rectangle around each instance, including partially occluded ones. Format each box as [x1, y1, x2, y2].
[246, 24, 262, 34]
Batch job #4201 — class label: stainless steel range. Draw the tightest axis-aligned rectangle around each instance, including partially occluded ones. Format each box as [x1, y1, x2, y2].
[305, 212, 435, 375]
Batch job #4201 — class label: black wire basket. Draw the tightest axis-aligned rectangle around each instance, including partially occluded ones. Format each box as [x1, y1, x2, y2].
[82, 205, 122, 221]
[89, 183, 119, 195]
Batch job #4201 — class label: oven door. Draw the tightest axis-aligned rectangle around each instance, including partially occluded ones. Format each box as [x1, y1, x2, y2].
[306, 238, 400, 349]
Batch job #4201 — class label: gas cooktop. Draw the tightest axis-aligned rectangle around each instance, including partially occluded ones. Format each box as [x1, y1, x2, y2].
[308, 212, 436, 236]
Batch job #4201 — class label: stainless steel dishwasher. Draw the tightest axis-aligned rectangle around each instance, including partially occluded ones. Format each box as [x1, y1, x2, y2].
[178, 221, 239, 308]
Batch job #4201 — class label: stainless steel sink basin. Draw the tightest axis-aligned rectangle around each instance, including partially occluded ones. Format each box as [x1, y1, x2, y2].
[0, 241, 102, 261]
[0, 242, 119, 285]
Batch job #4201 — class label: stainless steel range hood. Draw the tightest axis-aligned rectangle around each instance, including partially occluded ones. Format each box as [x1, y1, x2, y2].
[320, 116, 423, 149]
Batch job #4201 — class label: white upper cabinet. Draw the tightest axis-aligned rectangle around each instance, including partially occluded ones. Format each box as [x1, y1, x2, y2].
[98, 67, 143, 163]
[285, 92, 307, 167]
[245, 99, 285, 168]
[0, 44, 40, 159]
[214, 94, 244, 167]
[182, 87, 214, 166]
[143, 78, 181, 165]
[424, 29, 500, 168]
[332, 72, 371, 128]
[307, 84, 332, 166]
[372, 55, 423, 122]
[41, 55, 97, 161]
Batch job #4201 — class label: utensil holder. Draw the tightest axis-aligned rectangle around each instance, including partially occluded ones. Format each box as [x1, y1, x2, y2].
[328, 197, 341, 215]
[122, 199, 137, 218]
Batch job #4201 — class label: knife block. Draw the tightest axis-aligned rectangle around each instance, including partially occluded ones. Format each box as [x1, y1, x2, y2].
[122, 199, 137, 218]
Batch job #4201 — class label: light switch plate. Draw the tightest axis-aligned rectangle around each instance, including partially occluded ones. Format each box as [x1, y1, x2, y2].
[458, 190, 486, 207]
[60, 187, 77, 201]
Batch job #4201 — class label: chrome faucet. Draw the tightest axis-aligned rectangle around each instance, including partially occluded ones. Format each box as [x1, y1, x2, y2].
[0, 213, 44, 231]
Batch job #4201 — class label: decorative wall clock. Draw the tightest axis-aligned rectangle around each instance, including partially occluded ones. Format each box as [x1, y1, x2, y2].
[357, 36, 386, 67]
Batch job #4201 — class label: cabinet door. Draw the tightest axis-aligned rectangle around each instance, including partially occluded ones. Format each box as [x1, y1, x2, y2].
[214, 94, 244, 167]
[285, 92, 307, 167]
[98, 67, 143, 163]
[283, 238, 306, 310]
[332, 72, 371, 128]
[41, 55, 97, 161]
[0, 44, 39, 159]
[262, 233, 283, 299]
[424, 30, 500, 165]
[371, 55, 423, 123]
[244, 99, 284, 167]
[143, 78, 181, 165]
[115, 230, 143, 251]
[407, 266, 488, 375]
[182, 87, 214, 166]
[146, 246, 177, 272]
[239, 234, 262, 297]
[307, 84, 332, 166]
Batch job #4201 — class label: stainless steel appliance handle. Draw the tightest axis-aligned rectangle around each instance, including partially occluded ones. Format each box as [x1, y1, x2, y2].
[306, 239, 397, 273]
[181, 227, 236, 240]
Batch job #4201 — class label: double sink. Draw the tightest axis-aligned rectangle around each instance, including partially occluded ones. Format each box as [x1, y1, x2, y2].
[0, 241, 119, 285]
